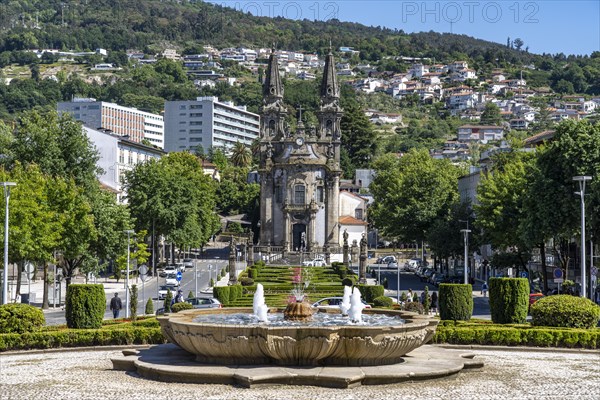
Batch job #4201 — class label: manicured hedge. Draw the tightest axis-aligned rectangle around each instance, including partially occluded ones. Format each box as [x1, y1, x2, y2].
[65, 284, 106, 329]
[0, 303, 45, 334]
[531, 295, 600, 329]
[373, 296, 394, 307]
[357, 284, 384, 303]
[489, 278, 529, 324]
[433, 323, 600, 349]
[0, 326, 165, 352]
[229, 284, 243, 303]
[171, 302, 193, 313]
[213, 286, 230, 305]
[439, 284, 473, 321]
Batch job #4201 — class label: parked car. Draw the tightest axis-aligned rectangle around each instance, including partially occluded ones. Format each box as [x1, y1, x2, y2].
[158, 284, 179, 300]
[182, 258, 194, 269]
[419, 268, 434, 282]
[387, 261, 399, 270]
[302, 257, 326, 267]
[311, 297, 371, 309]
[376, 255, 396, 265]
[185, 297, 222, 309]
[431, 274, 447, 286]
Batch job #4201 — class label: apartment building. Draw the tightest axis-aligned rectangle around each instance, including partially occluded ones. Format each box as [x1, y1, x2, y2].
[58, 98, 164, 148]
[84, 127, 165, 202]
[164, 97, 260, 153]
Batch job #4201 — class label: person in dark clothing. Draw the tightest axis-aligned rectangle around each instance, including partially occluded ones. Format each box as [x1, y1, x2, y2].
[430, 291, 438, 313]
[171, 289, 184, 306]
[109, 292, 123, 318]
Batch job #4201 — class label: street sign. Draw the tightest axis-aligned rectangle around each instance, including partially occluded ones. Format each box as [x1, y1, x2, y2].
[520, 271, 528, 278]
[176, 271, 183, 282]
[553, 268, 563, 279]
[24, 262, 35, 280]
[554, 278, 564, 283]
[138, 265, 148, 275]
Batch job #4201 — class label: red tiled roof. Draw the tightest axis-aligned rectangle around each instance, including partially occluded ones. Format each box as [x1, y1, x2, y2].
[339, 216, 367, 225]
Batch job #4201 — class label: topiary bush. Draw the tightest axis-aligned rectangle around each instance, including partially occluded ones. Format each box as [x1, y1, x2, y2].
[341, 276, 356, 287]
[163, 289, 173, 313]
[130, 285, 138, 321]
[145, 298, 154, 315]
[248, 268, 257, 279]
[65, 284, 106, 329]
[188, 291, 194, 299]
[0, 303, 45, 333]
[423, 286, 430, 312]
[489, 278, 529, 324]
[357, 284, 384, 303]
[402, 301, 425, 314]
[439, 284, 473, 321]
[171, 302, 193, 313]
[373, 296, 394, 307]
[213, 286, 230, 305]
[531, 295, 600, 329]
[240, 277, 254, 286]
[229, 284, 243, 303]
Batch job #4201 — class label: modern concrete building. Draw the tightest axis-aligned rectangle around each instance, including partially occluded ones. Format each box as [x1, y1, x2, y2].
[58, 98, 164, 148]
[85, 127, 165, 202]
[163, 97, 260, 154]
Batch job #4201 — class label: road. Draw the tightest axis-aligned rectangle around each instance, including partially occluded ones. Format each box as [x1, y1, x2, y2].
[370, 263, 491, 319]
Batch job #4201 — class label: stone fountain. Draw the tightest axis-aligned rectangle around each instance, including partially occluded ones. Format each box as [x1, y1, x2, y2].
[111, 248, 482, 387]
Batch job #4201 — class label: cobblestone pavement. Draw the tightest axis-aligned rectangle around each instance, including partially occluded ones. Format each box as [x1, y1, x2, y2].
[0, 348, 599, 400]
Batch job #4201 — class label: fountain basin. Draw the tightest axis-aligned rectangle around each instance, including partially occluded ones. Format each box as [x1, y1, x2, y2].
[157, 307, 438, 366]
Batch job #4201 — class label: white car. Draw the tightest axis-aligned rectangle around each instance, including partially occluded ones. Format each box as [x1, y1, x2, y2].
[165, 272, 179, 286]
[302, 257, 326, 267]
[158, 284, 179, 300]
[311, 297, 371, 309]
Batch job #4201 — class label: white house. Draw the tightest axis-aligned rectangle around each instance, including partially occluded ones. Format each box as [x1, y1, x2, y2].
[338, 191, 368, 247]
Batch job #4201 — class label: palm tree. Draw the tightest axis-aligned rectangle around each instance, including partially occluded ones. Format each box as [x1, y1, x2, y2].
[230, 142, 252, 168]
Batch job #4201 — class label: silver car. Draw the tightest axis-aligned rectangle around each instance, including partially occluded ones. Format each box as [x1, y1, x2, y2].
[185, 297, 222, 309]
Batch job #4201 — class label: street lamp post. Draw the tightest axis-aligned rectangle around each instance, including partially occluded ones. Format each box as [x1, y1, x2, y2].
[124, 229, 135, 318]
[574, 176, 592, 299]
[461, 229, 471, 285]
[1, 182, 16, 305]
[396, 261, 401, 304]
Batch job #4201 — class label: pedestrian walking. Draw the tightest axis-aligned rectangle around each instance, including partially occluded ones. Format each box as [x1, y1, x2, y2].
[406, 289, 413, 302]
[481, 282, 488, 297]
[171, 289, 184, 306]
[109, 293, 122, 319]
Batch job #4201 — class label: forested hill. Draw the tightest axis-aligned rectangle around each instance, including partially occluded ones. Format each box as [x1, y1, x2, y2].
[0, 0, 566, 63]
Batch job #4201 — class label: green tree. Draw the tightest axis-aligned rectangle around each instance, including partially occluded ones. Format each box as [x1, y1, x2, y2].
[340, 100, 377, 178]
[370, 149, 465, 243]
[480, 102, 502, 126]
[475, 149, 537, 274]
[229, 142, 252, 168]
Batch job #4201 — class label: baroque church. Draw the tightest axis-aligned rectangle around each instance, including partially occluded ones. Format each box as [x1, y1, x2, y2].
[258, 50, 344, 252]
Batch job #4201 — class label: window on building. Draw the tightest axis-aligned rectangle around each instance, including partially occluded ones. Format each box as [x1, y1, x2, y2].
[179, 105, 187, 110]
[275, 185, 282, 203]
[316, 186, 324, 203]
[294, 185, 305, 205]
[190, 104, 203, 109]
[189, 113, 203, 117]
[355, 209, 364, 220]
[119, 150, 124, 164]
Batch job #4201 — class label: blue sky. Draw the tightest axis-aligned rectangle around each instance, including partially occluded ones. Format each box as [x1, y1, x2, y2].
[209, 1, 600, 55]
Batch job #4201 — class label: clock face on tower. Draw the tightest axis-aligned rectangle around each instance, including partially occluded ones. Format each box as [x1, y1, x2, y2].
[295, 137, 304, 146]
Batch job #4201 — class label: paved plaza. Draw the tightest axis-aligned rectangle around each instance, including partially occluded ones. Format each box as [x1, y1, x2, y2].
[1, 346, 598, 399]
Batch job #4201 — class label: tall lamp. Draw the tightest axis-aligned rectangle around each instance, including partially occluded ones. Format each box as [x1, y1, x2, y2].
[2, 182, 16, 305]
[461, 229, 471, 285]
[124, 229, 135, 318]
[574, 176, 592, 298]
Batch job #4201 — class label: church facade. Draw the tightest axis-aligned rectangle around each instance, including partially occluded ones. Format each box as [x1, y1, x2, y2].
[258, 50, 343, 252]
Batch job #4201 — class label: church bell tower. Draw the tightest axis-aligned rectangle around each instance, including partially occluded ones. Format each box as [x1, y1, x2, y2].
[259, 49, 342, 253]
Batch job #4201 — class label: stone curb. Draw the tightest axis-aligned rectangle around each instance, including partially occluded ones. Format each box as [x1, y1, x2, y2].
[0, 344, 153, 356]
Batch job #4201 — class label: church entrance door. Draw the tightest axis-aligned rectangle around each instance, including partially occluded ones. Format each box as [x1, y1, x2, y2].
[292, 224, 307, 252]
